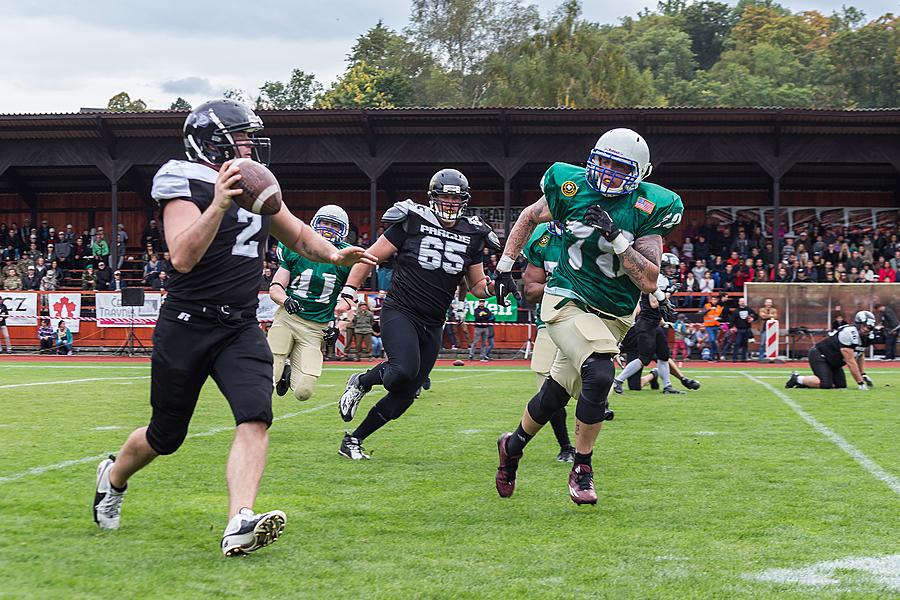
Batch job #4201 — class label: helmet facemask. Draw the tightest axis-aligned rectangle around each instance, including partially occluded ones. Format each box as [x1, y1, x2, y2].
[547, 220, 564, 236]
[184, 102, 272, 167]
[312, 216, 347, 244]
[585, 150, 641, 196]
[428, 190, 469, 222]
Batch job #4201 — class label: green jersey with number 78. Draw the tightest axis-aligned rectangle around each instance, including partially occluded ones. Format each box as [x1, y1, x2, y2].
[542, 161, 683, 317]
[276, 242, 353, 324]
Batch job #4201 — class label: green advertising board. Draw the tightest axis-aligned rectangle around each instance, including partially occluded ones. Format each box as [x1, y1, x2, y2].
[463, 294, 518, 322]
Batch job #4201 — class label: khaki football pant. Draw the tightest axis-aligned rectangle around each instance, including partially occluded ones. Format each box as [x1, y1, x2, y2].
[267, 307, 326, 401]
[541, 293, 633, 399]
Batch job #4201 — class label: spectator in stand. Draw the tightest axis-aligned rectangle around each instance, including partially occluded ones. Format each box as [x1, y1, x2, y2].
[55, 320, 73, 355]
[151, 270, 167, 291]
[694, 234, 710, 261]
[795, 268, 811, 283]
[875, 303, 898, 360]
[701, 295, 723, 361]
[358, 232, 370, 248]
[725, 251, 740, 268]
[689, 324, 710, 360]
[63, 224, 76, 244]
[0, 296, 11, 353]
[774, 265, 791, 282]
[681, 236, 694, 261]
[22, 265, 40, 290]
[37, 220, 51, 248]
[753, 267, 768, 283]
[878, 259, 896, 282]
[34, 256, 48, 280]
[143, 252, 161, 285]
[81, 265, 97, 290]
[38, 317, 54, 352]
[116, 224, 128, 269]
[831, 306, 847, 332]
[95, 261, 113, 290]
[349, 301, 374, 361]
[73, 237, 89, 270]
[732, 230, 751, 258]
[259, 266, 273, 291]
[846, 249, 863, 271]
[109, 270, 128, 291]
[734, 259, 754, 288]
[92, 231, 110, 265]
[671, 314, 689, 361]
[729, 297, 758, 362]
[40, 268, 58, 291]
[4, 268, 22, 290]
[691, 259, 708, 281]
[698, 271, 715, 305]
[757, 298, 778, 361]
[142, 219, 162, 250]
[159, 251, 172, 273]
[719, 262, 736, 290]
[449, 295, 469, 350]
[823, 270, 836, 284]
[680, 271, 699, 308]
[468, 299, 493, 362]
[891, 250, 900, 271]
[781, 236, 796, 261]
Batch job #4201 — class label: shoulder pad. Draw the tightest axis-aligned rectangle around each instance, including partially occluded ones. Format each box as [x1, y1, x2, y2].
[382, 199, 417, 223]
[486, 229, 502, 251]
[151, 160, 216, 204]
[464, 215, 502, 251]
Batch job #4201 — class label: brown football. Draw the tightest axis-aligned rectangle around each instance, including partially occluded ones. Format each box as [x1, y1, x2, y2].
[232, 158, 282, 216]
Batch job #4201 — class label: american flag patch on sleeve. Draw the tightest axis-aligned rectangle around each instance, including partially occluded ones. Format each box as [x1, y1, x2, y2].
[634, 196, 655, 214]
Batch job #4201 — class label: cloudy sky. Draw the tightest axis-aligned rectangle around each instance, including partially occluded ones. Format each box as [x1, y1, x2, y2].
[1, 0, 896, 114]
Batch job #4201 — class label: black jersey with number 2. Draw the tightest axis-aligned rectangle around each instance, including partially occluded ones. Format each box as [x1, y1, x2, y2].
[382, 200, 500, 325]
[151, 159, 271, 310]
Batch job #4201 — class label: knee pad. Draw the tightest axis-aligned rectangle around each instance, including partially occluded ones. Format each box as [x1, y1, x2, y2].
[526, 377, 570, 425]
[576, 353, 614, 424]
[146, 419, 188, 456]
[382, 362, 419, 391]
[293, 374, 317, 402]
[376, 394, 416, 421]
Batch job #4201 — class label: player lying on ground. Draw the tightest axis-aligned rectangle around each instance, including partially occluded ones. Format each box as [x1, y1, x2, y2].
[268, 204, 350, 401]
[93, 99, 375, 556]
[493, 128, 684, 505]
[336, 169, 501, 460]
[786, 310, 875, 390]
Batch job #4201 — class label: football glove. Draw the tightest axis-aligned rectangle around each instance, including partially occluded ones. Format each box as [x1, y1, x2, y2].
[494, 270, 521, 308]
[862, 373, 873, 387]
[283, 297, 302, 315]
[659, 298, 679, 323]
[322, 326, 339, 345]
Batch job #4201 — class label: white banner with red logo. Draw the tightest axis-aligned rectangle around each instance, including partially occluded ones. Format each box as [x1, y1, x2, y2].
[95, 292, 163, 327]
[2, 292, 38, 326]
[48, 292, 82, 332]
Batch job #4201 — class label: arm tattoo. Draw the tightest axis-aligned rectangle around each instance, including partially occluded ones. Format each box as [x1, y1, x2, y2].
[620, 235, 662, 293]
[502, 198, 550, 261]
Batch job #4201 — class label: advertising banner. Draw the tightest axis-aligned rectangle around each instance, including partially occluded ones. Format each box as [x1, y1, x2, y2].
[96, 292, 163, 327]
[48, 292, 82, 332]
[1, 292, 38, 326]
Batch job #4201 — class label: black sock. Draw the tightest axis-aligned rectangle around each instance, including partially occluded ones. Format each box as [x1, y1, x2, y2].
[358, 363, 386, 390]
[574, 451, 592, 467]
[548, 408, 571, 449]
[505, 423, 534, 456]
[110, 482, 127, 493]
[351, 406, 389, 441]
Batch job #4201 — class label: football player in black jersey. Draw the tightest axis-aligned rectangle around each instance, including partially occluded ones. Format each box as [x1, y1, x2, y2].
[786, 310, 875, 390]
[92, 99, 376, 556]
[612, 253, 692, 394]
[336, 169, 501, 460]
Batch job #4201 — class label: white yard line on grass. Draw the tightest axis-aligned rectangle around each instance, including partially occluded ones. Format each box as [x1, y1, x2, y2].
[0, 370, 490, 485]
[744, 374, 900, 497]
[0, 376, 151, 389]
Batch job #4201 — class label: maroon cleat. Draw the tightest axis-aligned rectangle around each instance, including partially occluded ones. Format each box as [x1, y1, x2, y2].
[495, 432, 522, 498]
[568, 464, 597, 505]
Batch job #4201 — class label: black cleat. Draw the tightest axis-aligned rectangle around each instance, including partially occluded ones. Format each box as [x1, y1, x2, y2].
[662, 385, 684, 394]
[612, 378, 624, 394]
[556, 445, 576, 463]
[785, 371, 800, 389]
[276, 363, 291, 397]
[422, 376, 431, 391]
[604, 409, 615, 421]
[649, 368, 660, 390]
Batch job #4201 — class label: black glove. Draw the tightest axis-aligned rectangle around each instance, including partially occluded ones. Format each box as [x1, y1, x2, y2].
[584, 205, 621, 241]
[665, 281, 682, 294]
[322, 326, 339, 345]
[283, 297, 302, 315]
[862, 373, 873, 387]
[494, 270, 521, 308]
[659, 298, 678, 323]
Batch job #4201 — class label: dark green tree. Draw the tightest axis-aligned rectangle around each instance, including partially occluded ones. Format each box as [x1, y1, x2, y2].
[106, 92, 147, 112]
[169, 97, 192, 110]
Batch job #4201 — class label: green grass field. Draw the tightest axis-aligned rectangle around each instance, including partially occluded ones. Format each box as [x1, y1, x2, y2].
[1, 361, 898, 599]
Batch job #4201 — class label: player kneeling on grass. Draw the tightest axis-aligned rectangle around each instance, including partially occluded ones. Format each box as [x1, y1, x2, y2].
[786, 310, 875, 391]
[268, 205, 351, 401]
[493, 128, 683, 505]
[92, 99, 375, 556]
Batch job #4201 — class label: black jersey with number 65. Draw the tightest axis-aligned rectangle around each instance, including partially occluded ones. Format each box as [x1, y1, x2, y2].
[382, 200, 500, 325]
[151, 159, 272, 310]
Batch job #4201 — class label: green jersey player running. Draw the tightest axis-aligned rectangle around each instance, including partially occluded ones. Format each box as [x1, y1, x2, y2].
[493, 128, 684, 505]
[268, 205, 352, 402]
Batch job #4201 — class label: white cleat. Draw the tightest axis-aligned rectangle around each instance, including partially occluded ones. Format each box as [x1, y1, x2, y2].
[93, 455, 126, 530]
[339, 433, 370, 460]
[221, 509, 287, 557]
[339, 372, 369, 422]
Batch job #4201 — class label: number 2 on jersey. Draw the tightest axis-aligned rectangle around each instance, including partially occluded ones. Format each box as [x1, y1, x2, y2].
[232, 208, 261, 258]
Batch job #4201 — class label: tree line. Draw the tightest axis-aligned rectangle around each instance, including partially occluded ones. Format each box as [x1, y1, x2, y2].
[109, 0, 899, 112]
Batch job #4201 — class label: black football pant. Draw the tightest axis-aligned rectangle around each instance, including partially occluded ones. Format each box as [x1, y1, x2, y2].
[352, 306, 442, 440]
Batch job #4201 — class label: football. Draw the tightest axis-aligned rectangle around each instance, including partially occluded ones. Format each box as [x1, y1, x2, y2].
[232, 158, 282, 215]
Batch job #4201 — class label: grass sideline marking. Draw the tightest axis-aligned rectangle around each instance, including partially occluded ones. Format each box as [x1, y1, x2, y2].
[0, 376, 151, 389]
[747, 554, 900, 591]
[744, 373, 900, 497]
[0, 371, 488, 486]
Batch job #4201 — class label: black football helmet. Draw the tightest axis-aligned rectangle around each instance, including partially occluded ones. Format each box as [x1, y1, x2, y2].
[427, 169, 471, 221]
[183, 99, 271, 166]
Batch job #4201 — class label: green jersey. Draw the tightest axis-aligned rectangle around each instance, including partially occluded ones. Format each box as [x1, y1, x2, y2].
[522, 223, 564, 329]
[541, 162, 683, 317]
[276, 242, 353, 324]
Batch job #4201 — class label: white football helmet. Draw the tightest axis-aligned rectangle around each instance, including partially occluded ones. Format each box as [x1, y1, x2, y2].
[586, 128, 652, 196]
[311, 205, 349, 243]
[854, 310, 876, 329]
